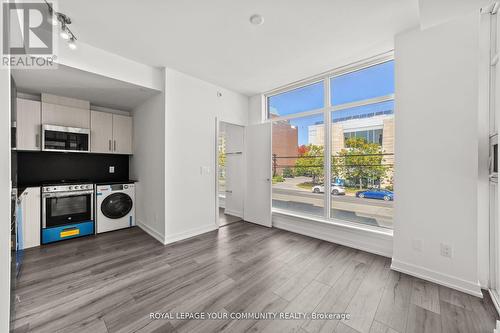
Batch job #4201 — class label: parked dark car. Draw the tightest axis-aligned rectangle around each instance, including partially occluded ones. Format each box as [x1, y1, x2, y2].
[356, 189, 394, 201]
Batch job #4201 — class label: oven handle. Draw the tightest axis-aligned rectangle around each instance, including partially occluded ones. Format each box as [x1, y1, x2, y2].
[42, 190, 94, 198]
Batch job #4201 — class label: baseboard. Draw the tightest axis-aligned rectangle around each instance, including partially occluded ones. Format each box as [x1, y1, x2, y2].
[136, 220, 165, 244]
[489, 289, 500, 317]
[223, 209, 243, 218]
[165, 224, 218, 245]
[391, 259, 483, 298]
[272, 213, 393, 258]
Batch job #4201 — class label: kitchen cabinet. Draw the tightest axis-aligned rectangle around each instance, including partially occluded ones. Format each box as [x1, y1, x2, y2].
[90, 112, 133, 154]
[112, 114, 133, 154]
[41, 103, 90, 128]
[90, 111, 113, 153]
[20, 187, 40, 249]
[16, 98, 41, 151]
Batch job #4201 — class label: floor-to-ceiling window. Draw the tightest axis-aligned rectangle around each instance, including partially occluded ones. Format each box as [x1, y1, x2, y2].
[267, 54, 395, 229]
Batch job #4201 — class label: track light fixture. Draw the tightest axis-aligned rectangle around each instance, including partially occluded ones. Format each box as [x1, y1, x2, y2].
[44, 1, 78, 50]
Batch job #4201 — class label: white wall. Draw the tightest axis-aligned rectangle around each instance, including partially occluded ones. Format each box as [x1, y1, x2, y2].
[477, 10, 492, 288]
[130, 70, 167, 243]
[418, 0, 489, 29]
[164, 68, 248, 243]
[0, 7, 11, 328]
[57, 41, 162, 91]
[248, 94, 264, 125]
[392, 13, 482, 296]
[0, 62, 11, 332]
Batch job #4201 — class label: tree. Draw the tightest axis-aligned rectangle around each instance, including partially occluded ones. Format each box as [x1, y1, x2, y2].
[297, 144, 310, 156]
[335, 137, 388, 189]
[218, 148, 225, 168]
[294, 144, 324, 184]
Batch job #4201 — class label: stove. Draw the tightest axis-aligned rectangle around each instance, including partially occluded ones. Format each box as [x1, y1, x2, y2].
[41, 180, 95, 244]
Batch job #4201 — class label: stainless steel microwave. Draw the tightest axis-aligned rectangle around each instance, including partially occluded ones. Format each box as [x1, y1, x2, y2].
[42, 124, 90, 153]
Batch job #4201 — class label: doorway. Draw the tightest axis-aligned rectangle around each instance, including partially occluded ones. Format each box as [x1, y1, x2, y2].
[217, 121, 244, 227]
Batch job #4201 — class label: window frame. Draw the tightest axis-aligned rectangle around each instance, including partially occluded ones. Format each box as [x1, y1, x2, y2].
[265, 51, 395, 229]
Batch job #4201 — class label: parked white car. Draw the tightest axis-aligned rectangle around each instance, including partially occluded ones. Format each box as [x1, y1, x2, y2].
[311, 184, 346, 195]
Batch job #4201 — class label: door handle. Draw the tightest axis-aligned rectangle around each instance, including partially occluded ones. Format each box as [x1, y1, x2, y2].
[225, 190, 233, 193]
[35, 133, 40, 148]
[114, 140, 116, 151]
[109, 139, 112, 151]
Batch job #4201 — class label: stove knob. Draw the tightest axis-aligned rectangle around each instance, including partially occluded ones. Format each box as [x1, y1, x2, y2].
[53, 187, 57, 191]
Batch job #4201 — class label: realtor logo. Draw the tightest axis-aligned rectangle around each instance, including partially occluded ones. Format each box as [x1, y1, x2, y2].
[2, 1, 57, 68]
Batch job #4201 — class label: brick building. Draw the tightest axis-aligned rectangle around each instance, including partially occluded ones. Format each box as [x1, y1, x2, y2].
[270, 111, 299, 175]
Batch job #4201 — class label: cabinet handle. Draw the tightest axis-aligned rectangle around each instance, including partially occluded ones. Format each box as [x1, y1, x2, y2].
[109, 139, 112, 151]
[114, 140, 116, 152]
[35, 133, 40, 148]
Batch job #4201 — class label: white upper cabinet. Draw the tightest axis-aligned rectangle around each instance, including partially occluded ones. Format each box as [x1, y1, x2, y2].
[41, 103, 90, 128]
[16, 94, 133, 155]
[90, 111, 133, 154]
[41, 94, 90, 128]
[90, 111, 113, 153]
[112, 114, 133, 154]
[16, 98, 41, 151]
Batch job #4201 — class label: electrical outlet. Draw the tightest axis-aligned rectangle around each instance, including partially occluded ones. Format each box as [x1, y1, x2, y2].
[440, 243, 453, 258]
[109, 166, 115, 173]
[200, 166, 210, 175]
[412, 239, 422, 252]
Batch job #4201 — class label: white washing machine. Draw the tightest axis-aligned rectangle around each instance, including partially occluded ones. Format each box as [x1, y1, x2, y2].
[96, 183, 135, 233]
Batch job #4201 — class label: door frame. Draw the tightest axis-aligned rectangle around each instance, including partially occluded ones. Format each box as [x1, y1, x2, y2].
[215, 117, 220, 228]
[215, 117, 246, 228]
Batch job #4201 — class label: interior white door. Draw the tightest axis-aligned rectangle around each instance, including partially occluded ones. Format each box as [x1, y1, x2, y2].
[244, 122, 271, 227]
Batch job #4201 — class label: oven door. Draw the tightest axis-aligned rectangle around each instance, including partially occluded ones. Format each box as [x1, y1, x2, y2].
[42, 191, 94, 228]
[42, 125, 90, 152]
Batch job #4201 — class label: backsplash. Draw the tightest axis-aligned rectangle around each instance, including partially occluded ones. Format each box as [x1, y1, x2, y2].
[17, 152, 129, 185]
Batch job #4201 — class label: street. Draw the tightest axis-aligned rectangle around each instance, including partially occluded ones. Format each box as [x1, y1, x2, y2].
[272, 186, 393, 228]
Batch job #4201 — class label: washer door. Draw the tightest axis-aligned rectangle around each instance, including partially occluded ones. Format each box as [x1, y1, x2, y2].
[101, 193, 133, 219]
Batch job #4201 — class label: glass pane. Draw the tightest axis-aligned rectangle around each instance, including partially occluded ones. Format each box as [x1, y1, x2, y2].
[268, 81, 324, 117]
[272, 114, 324, 217]
[330, 60, 394, 106]
[44, 130, 89, 151]
[218, 130, 226, 196]
[330, 101, 394, 228]
[50, 196, 87, 216]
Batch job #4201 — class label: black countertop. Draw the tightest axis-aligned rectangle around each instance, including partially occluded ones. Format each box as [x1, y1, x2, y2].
[16, 179, 137, 189]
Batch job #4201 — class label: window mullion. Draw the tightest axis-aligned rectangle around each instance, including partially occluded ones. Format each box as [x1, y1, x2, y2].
[324, 77, 332, 219]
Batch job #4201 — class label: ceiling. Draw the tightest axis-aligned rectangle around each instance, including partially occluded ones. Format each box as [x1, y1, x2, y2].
[58, 0, 420, 96]
[12, 65, 159, 111]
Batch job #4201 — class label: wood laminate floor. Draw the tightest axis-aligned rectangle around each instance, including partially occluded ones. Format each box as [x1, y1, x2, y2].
[11, 222, 499, 333]
[219, 208, 242, 227]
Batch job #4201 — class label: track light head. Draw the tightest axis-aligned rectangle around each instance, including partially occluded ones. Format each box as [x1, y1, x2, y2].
[68, 37, 77, 50]
[60, 25, 70, 40]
